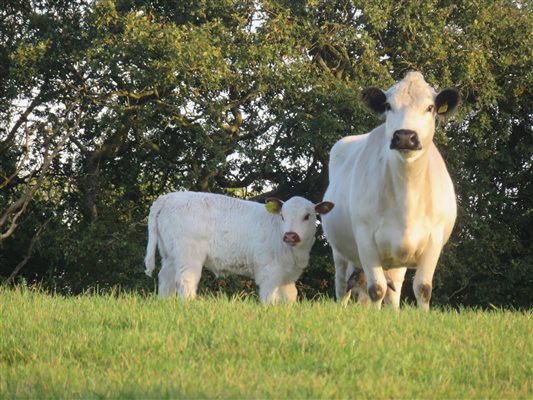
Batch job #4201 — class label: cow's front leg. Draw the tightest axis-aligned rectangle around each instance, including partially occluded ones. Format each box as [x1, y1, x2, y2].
[365, 267, 388, 309]
[357, 241, 388, 309]
[413, 230, 444, 311]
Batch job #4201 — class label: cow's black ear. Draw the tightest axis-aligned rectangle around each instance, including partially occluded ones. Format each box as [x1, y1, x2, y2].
[435, 88, 460, 117]
[362, 88, 388, 115]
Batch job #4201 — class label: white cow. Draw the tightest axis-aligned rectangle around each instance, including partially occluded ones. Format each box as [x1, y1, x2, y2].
[322, 71, 459, 310]
[144, 191, 334, 303]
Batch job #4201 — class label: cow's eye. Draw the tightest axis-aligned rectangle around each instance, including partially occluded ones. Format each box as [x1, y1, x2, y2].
[303, 214, 310, 221]
[280, 214, 284, 221]
[427, 105, 435, 113]
[384, 102, 391, 111]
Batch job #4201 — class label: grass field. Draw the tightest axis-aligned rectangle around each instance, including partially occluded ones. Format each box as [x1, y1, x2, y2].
[1, 287, 531, 399]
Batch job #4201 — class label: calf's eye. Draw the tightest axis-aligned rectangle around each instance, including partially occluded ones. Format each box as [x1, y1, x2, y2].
[427, 105, 435, 113]
[304, 214, 310, 221]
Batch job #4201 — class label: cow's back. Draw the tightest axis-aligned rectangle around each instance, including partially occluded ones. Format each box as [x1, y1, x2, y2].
[323, 130, 382, 260]
[328, 133, 369, 180]
[426, 144, 457, 243]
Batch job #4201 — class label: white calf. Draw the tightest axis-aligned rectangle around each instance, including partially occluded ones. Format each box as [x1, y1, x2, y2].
[144, 191, 333, 303]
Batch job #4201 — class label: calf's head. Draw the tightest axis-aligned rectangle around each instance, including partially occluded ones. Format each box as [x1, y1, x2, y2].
[265, 197, 334, 247]
[362, 71, 459, 157]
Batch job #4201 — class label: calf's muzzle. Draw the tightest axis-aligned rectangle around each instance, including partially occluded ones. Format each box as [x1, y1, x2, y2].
[283, 231, 301, 246]
[390, 129, 421, 151]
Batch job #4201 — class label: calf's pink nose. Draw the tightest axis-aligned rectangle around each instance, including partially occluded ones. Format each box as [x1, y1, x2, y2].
[283, 231, 301, 245]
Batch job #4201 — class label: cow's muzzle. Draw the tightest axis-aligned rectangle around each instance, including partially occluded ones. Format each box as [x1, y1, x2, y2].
[283, 231, 301, 246]
[390, 129, 421, 151]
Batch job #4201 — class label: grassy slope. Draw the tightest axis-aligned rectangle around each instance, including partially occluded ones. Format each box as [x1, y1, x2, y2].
[1, 288, 531, 399]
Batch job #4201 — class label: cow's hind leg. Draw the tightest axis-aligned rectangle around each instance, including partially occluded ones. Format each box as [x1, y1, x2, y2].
[346, 264, 371, 306]
[383, 267, 407, 309]
[333, 250, 349, 302]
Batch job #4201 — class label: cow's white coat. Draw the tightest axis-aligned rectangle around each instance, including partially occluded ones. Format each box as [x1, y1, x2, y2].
[322, 72, 459, 310]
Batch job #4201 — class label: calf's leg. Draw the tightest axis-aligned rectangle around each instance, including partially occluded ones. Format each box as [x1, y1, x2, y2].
[176, 262, 202, 300]
[256, 268, 283, 304]
[158, 261, 177, 297]
[279, 283, 298, 303]
[258, 283, 280, 304]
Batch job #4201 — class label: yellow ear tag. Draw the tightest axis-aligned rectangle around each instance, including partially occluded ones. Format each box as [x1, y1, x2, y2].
[438, 103, 448, 114]
[265, 200, 279, 214]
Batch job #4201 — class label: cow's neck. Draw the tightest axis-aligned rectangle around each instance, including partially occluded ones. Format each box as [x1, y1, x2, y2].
[386, 149, 430, 223]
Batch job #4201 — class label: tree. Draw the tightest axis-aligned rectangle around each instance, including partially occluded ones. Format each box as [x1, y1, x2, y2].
[1, 0, 531, 307]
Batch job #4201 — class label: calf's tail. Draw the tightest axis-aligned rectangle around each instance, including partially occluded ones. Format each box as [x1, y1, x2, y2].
[144, 202, 160, 277]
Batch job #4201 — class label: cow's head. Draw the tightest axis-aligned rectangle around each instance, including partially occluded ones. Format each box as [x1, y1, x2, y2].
[362, 72, 459, 157]
[265, 197, 334, 247]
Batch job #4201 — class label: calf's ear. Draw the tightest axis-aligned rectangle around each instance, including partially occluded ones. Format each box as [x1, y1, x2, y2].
[436, 88, 460, 118]
[362, 87, 388, 115]
[265, 198, 283, 214]
[315, 201, 334, 215]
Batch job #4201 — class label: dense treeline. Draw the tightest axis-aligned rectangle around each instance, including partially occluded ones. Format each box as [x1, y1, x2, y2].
[1, 0, 531, 307]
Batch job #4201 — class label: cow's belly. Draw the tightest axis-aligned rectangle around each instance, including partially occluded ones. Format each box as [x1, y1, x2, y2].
[322, 208, 360, 263]
[374, 221, 430, 269]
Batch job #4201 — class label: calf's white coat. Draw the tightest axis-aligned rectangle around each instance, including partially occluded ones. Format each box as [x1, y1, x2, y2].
[145, 191, 333, 303]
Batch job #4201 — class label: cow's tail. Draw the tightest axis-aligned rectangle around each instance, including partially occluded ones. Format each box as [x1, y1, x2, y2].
[144, 200, 160, 277]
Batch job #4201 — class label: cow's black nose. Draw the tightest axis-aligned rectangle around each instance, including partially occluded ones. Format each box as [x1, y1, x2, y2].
[390, 129, 421, 150]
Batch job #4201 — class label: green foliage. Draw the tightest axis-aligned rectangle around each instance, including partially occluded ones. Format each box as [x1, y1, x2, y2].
[1, 0, 531, 307]
[1, 288, 532, 398]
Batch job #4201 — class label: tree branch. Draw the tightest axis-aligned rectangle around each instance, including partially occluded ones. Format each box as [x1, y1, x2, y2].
[0, 107, 84, 241]
[0, 88, 44, 153]
[0, 126, 33, 190]
[3, 218, 51, 285]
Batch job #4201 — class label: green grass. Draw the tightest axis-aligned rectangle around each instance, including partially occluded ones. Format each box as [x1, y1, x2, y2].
[1, 287, 531, 399]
